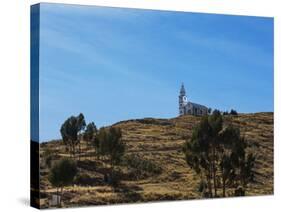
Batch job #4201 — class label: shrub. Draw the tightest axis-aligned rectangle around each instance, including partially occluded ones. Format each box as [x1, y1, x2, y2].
[223, 111, 229, 115]
[125, 154, 162, 175]
[96, 127, 125, 168]
[230, 109, 238, 115]
[109, 170, 121, 187]
[48, 158, 78, 206]
[234, 186, 245, 196]
[45, 155, 53, 168]
[74, 173, 93, 186]
[198, 180, 208, 193]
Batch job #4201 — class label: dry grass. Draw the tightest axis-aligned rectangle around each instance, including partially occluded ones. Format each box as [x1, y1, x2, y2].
[39, 112, 273, 208]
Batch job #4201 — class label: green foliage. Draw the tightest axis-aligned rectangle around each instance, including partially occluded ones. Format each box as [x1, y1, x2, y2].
[183, 116, 212, 174]
[230, 109, 238, 115]
[48, 158, 78, 188]
[220, 126, 256, 190]
[243, 153, 256, 184]
[95, 127, 125, 168]
[220, 154, 234, 197]
[125, 154, 162, 175]
[45, 155, 53, 169]
[60, 113, 86, 157]
[109, 169, 122, 187]
[48, 158, 78, 206]
[74, 173, 93, 186]
[198, 179, 208, 193]
[83, 122, 97, 145]
[223, 111, 229, 115]
[234, 186, 245, 196]
[43, 147, 53, 168]
[137, 118, 172, 126]
[183, 110, 223, 197]
[183, 110, 256, 197]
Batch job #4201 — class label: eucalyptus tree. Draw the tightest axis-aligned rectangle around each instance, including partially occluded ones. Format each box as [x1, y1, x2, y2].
[184, 110, 256, 197]
[60, 113, 86, 159]
[83, 122, 97, 146]
[96, 127, 125, 169]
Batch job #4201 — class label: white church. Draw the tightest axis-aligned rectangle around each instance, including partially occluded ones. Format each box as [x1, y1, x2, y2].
[179, 83, 208, 116]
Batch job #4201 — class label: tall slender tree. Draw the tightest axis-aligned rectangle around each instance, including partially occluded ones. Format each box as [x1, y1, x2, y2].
[184, 110, 256, 197]
[96, 127, 125, 169]
[183, 115, 214, 197]
[60, 113, 86, 159]
[84, 122, 97, 143]
[208, 109, 223, 196]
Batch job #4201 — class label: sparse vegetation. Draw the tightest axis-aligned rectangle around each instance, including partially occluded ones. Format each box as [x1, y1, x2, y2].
[183, 110, 256, 197]
[223, 111, 229, 115]
[230, 109, 238, 115]
[42, 147, 53, 168]
[74, 173, 93, 186]
[96, 127, 125, 169]
[183, 110, 223, 197]
[39, 112, 273, 208]
[48, 158, 78, 206]
[125, 154, 162, 175]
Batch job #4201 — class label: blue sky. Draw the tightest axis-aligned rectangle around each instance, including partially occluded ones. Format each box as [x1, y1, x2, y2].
[38, 3, 273, 142]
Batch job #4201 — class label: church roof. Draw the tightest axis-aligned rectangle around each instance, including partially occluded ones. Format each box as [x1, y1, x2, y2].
[188, 101, 208, 109]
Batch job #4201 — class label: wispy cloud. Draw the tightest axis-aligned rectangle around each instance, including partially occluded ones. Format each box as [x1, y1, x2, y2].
[40, 26, 163, 87]
[174, 30, 273, 69]
[38, 3, 273, 141]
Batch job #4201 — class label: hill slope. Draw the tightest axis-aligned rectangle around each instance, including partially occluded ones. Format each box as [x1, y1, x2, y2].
[40, 112, 273, 207]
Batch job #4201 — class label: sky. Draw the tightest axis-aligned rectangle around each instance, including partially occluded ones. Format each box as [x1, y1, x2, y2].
[37, 3, 274, 142]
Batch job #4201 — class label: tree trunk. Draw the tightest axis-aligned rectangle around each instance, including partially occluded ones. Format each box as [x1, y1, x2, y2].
[56, 188, 59, 206]
[60, 187, 63, 207]
[78, 142, 81, 161]
[212, 146, 217, 197]
[206, 152, 213, 198]
[213, 164, 217, 197]
[73, 144, 76, 159]
[207, 169, 213, 197]
[222, 177, 226, 197]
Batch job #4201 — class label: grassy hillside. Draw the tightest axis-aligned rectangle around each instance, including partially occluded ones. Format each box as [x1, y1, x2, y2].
[39, 112, 273, 208]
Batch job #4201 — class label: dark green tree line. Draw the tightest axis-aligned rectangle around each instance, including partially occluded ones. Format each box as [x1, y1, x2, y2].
[183, 110, 256, 197]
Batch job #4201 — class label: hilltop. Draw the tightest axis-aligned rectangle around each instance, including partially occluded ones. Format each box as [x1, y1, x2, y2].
[39, 112, 273, 207]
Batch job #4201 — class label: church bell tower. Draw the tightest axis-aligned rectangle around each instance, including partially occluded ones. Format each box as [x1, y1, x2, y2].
[179, 83, 187, 115]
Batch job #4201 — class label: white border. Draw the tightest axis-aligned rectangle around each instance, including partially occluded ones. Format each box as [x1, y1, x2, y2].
[0, 0, 280, 212]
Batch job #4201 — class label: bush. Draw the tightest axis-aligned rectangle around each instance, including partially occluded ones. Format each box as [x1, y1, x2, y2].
[230, 109, 238, 115]
[109, 170, 121, 187]
[74, 173, 93, 186]
[125, 154, 162, 175]
[48, 158, 78, 206]
[96, 127, 125, 167]
[137, 118, 172, 126]
[198, 180, 208, 193]
[43, 147, 53, 168]
[234, 186, 245, 196]
[223, 111, 229, 115]
[48, 158, 78, 188]
[45, 155, 53, 168]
